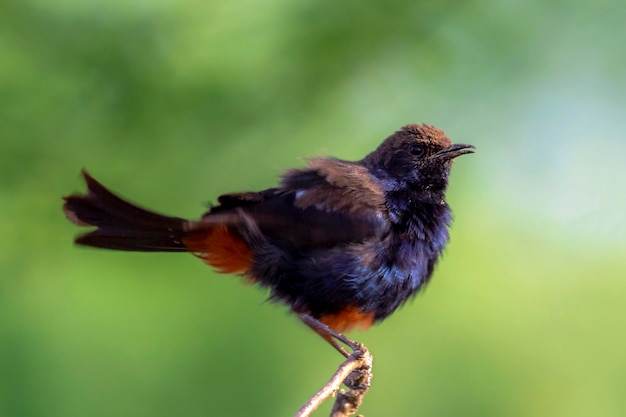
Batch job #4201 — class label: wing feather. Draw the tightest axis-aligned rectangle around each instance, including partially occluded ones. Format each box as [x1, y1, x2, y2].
[193, 158, 389, 250]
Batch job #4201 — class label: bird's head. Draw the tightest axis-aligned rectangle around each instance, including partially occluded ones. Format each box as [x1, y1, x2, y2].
[363, 124, 474, 194]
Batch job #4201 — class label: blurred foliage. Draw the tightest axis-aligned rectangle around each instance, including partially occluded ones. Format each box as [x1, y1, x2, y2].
[1, 0, 625, 416]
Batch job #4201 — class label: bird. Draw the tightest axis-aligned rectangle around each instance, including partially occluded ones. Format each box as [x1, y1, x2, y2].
[63, 124, 474, 355]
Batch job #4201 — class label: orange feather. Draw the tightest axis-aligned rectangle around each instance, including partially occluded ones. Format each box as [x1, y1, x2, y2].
[319, 306, 375, 333]
[183, 225, 253, 275]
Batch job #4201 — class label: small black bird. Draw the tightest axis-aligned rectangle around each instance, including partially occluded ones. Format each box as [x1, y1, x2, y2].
[63, 124, 474, 354]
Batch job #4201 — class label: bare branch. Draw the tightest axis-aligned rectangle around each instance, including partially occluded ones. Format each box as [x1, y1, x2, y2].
[329, 347, 372, 417]
[295, 344, 373, 417]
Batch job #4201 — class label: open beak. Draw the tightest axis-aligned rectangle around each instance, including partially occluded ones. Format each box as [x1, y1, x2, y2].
[433, 143, 475, 160]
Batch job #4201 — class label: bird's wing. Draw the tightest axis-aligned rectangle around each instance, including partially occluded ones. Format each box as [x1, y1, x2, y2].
[193, 158, 390, 250]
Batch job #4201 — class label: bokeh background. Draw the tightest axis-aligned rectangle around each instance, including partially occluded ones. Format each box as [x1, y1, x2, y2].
[1, 0, 625, 416]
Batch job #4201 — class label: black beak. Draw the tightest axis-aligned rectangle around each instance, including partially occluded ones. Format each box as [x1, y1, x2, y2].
[433, 143, 475, 160]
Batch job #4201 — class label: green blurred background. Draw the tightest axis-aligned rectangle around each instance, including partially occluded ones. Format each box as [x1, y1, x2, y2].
[1, 0, 625, 416]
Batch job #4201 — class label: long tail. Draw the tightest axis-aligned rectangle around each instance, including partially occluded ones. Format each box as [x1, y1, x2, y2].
[63, 170, 189, 252]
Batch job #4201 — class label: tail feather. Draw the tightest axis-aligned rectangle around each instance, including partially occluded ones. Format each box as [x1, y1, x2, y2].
[63, 170, 189, 252]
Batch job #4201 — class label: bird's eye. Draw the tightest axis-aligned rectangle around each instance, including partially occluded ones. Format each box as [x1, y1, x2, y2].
[409, 144, 425, 156]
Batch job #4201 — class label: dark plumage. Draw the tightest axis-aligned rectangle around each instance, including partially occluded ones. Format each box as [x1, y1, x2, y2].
[63, 123, 474, 341]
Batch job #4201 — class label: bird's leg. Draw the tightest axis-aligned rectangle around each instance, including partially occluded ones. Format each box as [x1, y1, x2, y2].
[323, 335, 350, 358]
[299, 314, 359, 358]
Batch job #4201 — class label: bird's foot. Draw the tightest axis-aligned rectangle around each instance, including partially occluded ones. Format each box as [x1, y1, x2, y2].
[299, 314, 360, 358]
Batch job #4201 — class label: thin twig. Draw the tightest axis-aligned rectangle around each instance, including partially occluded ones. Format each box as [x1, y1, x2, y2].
[295, 345, 373, 417]
[329, 346, 372, 417]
